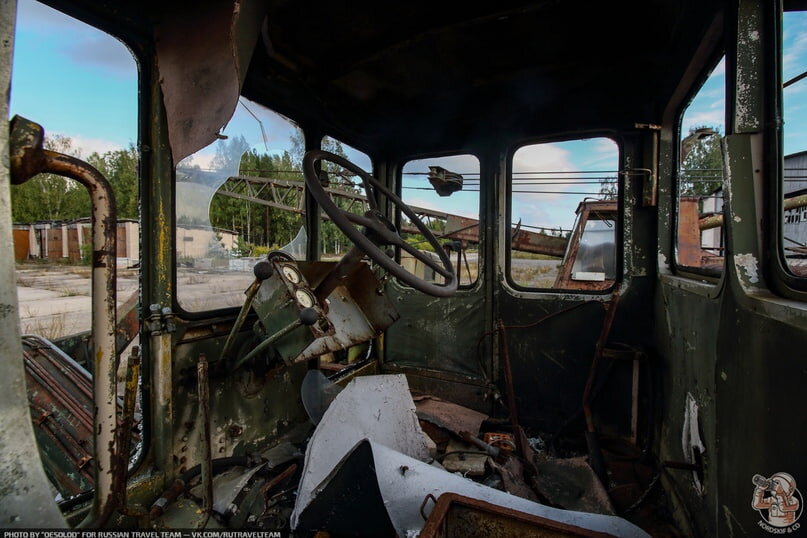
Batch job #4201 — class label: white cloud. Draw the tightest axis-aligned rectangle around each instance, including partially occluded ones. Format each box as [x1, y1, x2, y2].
[64, 37, 136, 78]
[580, 138, 619, 168]
[682, 108, 725, 132]
[511, 142, 596, 229]
[403, 154, 480, 175]
[48, 132, 126, 157]
[513, 142, 573, 174]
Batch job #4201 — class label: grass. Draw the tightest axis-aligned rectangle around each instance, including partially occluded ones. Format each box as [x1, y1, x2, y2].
[511, 262, 561, 288]
[69, 267, 92, 278]
[512, 251, 562, 261]
[28, 313, 68, 340]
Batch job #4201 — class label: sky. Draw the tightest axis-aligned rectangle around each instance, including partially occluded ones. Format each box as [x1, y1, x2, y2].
[9, 0, 807, 230]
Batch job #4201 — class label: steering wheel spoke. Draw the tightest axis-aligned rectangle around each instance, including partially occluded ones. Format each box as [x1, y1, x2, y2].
[396, 236, 455, 279]
[343, 211, 377, 229]
[303, 150, 457, 297]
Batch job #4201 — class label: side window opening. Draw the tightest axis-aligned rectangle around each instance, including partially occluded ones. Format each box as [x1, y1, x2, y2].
[400, 155, 481, 288]
[782, 8, 807, 278]
[9, 0, 141, 500]
[508, 138, 619, 291]
[675, 56, 726, 276]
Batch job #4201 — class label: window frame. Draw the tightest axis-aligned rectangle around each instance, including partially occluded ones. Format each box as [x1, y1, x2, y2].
[394, 151, 484, 292]
[504, 133, 623, 294]
[768, 1, 807, 299]
[672, 51, 728, 283]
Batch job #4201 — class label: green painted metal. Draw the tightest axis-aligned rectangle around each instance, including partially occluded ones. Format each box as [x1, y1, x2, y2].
[250, 266, 319, 365]
[141, 57, 177, 485]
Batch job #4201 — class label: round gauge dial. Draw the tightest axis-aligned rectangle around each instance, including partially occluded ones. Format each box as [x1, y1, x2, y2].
[295, 289, 316, 308]
[281, 265, 301, 284]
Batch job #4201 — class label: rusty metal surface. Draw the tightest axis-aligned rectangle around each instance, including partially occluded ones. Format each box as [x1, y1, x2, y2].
[117, 347, 146, 518]
[554, 201, 617, 290]
[581, 292, 620, 487]
[698, 193, 807, 231]
[413, 395, 487, 437]
[219, 278, 261, 364]
[22, 335, 144, 509]
[420, 493, 614, 538]
[9, 117, 120, 526]
[497, 319, 525, 454]
[294, 261, 399, 361]
[155, 1, 265, 166]
[45, 153, 119, 527]
[511, 226, 568, 258]
[677, 198, 703, 267]
[8, 115, 46, 184]
[197, 356, 213, 526]
[22, 335, 95, 497]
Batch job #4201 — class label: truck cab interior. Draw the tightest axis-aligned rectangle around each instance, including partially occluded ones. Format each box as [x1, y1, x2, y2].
[1, 0, 806, 536]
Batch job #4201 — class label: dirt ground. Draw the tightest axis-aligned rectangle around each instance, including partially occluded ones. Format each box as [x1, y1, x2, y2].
[15, 258, 560, 341]
[16, 264, 139, 340]
[15, 263, 254, 340]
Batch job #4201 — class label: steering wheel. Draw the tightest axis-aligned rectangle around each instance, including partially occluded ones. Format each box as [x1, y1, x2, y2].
[303, 150, 457, 297]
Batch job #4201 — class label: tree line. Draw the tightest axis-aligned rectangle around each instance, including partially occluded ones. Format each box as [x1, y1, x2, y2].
[11, 132, 371, 257]
[11, 135, 139, 222]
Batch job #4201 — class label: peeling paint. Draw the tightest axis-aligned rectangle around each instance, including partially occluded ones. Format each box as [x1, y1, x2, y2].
[734, 253, 760, 285]
[682, 393, 705, 495]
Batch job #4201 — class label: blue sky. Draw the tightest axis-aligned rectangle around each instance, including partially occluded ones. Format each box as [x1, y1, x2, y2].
[9, 0, 807, 229]
[10, 0, 138, 156]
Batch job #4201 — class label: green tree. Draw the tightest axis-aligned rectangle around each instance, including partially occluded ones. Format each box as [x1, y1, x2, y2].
[11, 135, 90, 222]
[206, 133, 374, 255]
[680, 125, 723, 197]
[598, 175, 618, 200]
[11, 137, 142, 223]
[88, 144, 139, 219]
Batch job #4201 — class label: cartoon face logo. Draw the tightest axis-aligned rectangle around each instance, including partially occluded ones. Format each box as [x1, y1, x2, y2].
[752, 473, 803, 532]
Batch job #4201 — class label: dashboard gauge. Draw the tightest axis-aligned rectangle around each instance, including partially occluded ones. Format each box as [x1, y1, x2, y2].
[295, 289, 316, 308]
[281, 265, 301, 284]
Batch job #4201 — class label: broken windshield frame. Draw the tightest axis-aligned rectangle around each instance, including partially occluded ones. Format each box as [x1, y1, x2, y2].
[175, 99, 306, 314]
